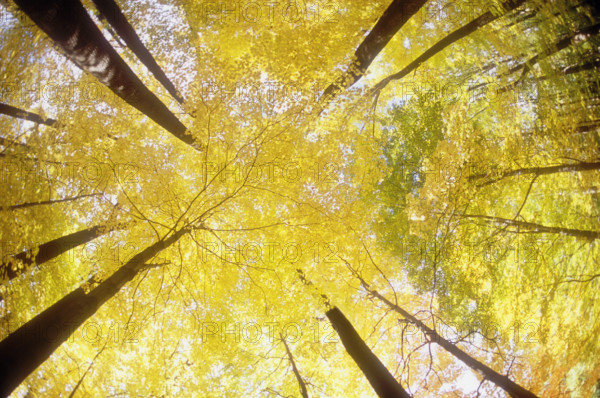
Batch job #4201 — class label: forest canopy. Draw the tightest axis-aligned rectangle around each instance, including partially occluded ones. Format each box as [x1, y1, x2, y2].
[0, 0, 599, 396]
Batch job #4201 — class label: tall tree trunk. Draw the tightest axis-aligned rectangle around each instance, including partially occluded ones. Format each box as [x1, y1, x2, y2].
[321, 0, 428, 103]
[459, 213, 600, 240]
[562, 58, 600, 75]
[6, 193, 101, 210]
[1, 222, 125, 284]
[372, 0, 527, 94]
[281, 336, 309, 398]
[469, 161, 600, 186]
[12, 0, 200, 151]
[500, 22, 600, 91]
[90, 0, 184, 104]
[325, 306, 411, 398]
[0, 228, 187, 397]
[0, 102, 57, 127]
[360, 286, 539, 398]
[0, 136, 29, 148]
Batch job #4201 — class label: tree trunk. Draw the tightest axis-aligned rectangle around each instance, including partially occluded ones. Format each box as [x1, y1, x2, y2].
[1, 222, 125, 283]
[500, 22, 600, 91]
[281, 336, 309, 398]
[373, 0, 527, 94]
[0, 136, 29, 148]
[12, 0, 200, 151]
[0, 228, 187, 397]
[90, 0, 184, 103]
[6, 193, 101, 210]
[325, 306, 411, 398]
[365, 288, 539, 398]
[321, 0, 428, 103]
[562, 58, 600, 75]
[469, 161, 600, 185]
[0, 102, 57, 127]
[460, 213, 600, 240]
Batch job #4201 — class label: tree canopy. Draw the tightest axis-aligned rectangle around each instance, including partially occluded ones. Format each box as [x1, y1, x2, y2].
[1, 0, 599, 396]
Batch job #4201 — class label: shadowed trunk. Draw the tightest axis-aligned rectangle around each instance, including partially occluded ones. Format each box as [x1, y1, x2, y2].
[1, 222, 125, 283]
[339, 257, 541, 398]
[459, 213, 600, 240]
[281, 336, 309, 398]
[500, 22, 600, 91]
[0, 102, 57, 127]
[6, 193, 101, 210]
[373, 0, 527, 94]
[365, 287, 539, 398]
[0, 136, 29, 148]
[12, 0, 200, 151]
[325, 307, 411, 398]
[321, 0, 428, 103]
[0, 228, 187, 397]
[469, 161, 600, 185]
[91, 0, 184, 103]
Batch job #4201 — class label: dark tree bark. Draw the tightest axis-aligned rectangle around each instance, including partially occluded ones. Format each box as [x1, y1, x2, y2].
[343, 264, 539, 398]
[325, 307, 411, 398]
[12, 0, 201, 151]
[1, 222, 124, 283]
[281, 336, 309, 398]
[500, 22, 600, 91]
[562, 58, 600, 75]
[372, 0, 527, 94]
[91, 0, 184, 103]
[6, 193, 101, 210]
[320, 0, 428, 103]
[459, 213, 600, 240]
[0, 136, 29, 148]
[0, 228, 188, 397]
[0, 102, 57, 127]
[469, 161, 600, 186]
[362, 287, 539, 398]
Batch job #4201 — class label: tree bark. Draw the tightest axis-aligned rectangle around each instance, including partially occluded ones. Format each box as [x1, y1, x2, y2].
[6, 193, 101, 210]
[0, 228, 187, 397]
[281, 336, 309, 398]
[469, 161, 600, 186]
[90, 0, 184, 103]
[364, 288, 539, 398]
[320, 0, 428, 103]
[0, 136, 29, 148]
[500, 22, 600, 91]
[459, 213, 600, 240]
[12, 0, 200, 151]
[0, 102, 57, 127]
[1, 222, 125, 283]
[325, 306, 411, 398]
[372, 0, 527, 94]
[562, 58, 600, 75]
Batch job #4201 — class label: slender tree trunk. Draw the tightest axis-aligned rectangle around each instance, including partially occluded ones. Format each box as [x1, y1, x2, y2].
[469, 161, 600, 185]
[6, 193, 101, 210]
[0, 102, 57, 127]
[12, 0, 200, 151]
[1, 222, 125, 283]
[0, 228, 187, 397]
[325, 307, 411, 398]
[363, 288, 539, 398]
[459, 213, 600, 240]
[500, 22, 600, 91]
[281, 336, 309, 398]
[90, 0, 184, 103]
[0, 137, 29, 148]
[321, 0, 428, 103]
[373, 0, 527, 94]
[562, 58, 600, 75]
[510, 23, 600, 76]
